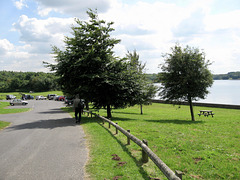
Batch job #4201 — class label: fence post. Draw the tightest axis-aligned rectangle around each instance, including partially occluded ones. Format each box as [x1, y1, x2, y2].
[175, 170, 183, 180]
[90, 111, 92, 118]
[127, 130, 130, 145]
[115, 123, 118, 134]
[142, 139, 149, 163]
[108, 122, 111, 128]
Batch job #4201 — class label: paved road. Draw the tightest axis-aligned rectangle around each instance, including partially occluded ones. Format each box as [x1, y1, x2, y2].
[0, 100, 88, 180]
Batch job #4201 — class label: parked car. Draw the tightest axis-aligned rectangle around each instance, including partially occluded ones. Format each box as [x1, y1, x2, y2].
[54, 96, 59, 101]
[36, 95, 47, 100]
[65, 97, 74, 105]
[47, 94, 57, 100]
[10, 99, 28, 106]
[6, 95, 16, 100]
[58, 96, 65, 101]
[22, 94, 34, 100]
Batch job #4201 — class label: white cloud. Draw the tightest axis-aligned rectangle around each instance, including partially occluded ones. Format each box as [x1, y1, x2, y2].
[14, 0, 28, 10]
[35, 0, 111, 17]
[13, 15, 74, 53]
[0, 39, 14, 55]
[0, 15, 75, 72]
[3, 0, 240, 74]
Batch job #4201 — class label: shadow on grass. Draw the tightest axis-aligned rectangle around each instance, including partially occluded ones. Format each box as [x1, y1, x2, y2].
[96, 121, 151, 180]
[146, 119, 205, 124]
[112, 111, 142, 115]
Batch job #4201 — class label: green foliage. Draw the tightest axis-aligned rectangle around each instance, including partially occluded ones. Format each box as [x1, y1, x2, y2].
[46, 10, 155, 118]
[125, 50, 157, 112]
[145, 73, 158, 82]
[0, 71, 60, 92]
[159, 44, 213, 121]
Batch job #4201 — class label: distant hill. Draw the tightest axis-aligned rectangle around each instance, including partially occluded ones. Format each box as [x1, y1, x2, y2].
[146, 71, 240, 83]
[0, 71, 60, 92]
[213, 71, 240, 80]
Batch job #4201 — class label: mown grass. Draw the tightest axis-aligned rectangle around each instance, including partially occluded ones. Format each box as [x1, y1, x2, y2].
[65, 103, 240, 179]
[0, 121, 10, 130]
[0, 101, 31, 130]
[0, 101, 30, 114]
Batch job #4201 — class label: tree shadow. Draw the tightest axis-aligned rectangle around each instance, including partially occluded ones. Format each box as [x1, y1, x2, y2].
[112, 111, 142, 115]
[8, 117, 77, 130]
[145, 119, 205, 125]
[97, 122, 151, 179]
[38, 108, 69, 114]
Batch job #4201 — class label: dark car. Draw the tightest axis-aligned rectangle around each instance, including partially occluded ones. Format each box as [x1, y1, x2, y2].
[6, 95, 16, 100]
[22, 94, 34, 100]
[65, 97, 74, 105]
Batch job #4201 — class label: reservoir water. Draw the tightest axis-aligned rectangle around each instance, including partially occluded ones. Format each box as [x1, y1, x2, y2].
[154, 80, 240, 105]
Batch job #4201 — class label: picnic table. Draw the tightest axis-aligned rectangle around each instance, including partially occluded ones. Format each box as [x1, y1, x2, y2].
[198, 110, 215, 117]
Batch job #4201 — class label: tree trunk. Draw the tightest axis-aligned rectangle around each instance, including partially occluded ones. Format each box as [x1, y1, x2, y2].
[188, 96, 195, 121]
[140, 104, 143, 114]
[107, 104, 112, 119]
[85, 100, 89, 111]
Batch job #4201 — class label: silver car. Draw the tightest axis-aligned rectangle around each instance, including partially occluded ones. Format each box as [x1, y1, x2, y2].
[10, 99, 28, 106]
[36, 95, 47, 100]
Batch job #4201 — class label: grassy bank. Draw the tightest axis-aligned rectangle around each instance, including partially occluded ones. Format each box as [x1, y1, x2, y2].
[63, 103, 240, 179]
[0, 101, 30, 114]
[0, 101, 31, 130]
[0, 121, 10, 130]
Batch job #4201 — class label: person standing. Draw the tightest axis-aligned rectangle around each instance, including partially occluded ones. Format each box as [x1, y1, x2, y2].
[73, 95, 82, 123]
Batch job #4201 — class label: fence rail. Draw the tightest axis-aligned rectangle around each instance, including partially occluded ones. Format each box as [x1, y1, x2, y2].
[84, 110, 182, 180]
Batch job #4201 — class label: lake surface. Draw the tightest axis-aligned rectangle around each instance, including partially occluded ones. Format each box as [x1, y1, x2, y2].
[154, 80, 240, 105]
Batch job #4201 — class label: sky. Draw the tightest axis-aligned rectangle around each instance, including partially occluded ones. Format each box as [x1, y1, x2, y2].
[0, 0, 240, 74]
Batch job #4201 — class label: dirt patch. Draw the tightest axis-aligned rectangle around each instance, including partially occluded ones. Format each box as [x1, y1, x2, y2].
[193, 157, 203, 164]
[112, 154, 121, 161]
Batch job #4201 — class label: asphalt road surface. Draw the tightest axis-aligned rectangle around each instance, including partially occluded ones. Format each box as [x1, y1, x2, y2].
[0, 100, 88, 180]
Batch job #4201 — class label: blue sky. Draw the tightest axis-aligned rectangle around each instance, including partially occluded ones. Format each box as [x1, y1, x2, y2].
[0, 0, 240, 74]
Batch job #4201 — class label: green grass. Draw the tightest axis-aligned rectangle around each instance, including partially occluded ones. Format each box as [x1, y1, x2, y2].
[0, 101, 30, 114]
[0, 101, 31, 130]
[63, 103, 240, 180]
[0, 121, 10, 130]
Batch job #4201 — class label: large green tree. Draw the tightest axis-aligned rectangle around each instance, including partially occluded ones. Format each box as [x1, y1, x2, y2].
[159, 44, 213, 121]
[46, 10, 151, 118]
[126, 50, 157, 114]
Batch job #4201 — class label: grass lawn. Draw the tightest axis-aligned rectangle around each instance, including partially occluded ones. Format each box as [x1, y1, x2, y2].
[0, 121, 10, 130]
[64, 103, 239, 179]
[0, 101, 30, 114]
[0, 101, 31, 130]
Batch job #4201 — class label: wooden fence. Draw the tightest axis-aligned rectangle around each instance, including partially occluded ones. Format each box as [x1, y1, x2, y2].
[84, 110, 183, 180]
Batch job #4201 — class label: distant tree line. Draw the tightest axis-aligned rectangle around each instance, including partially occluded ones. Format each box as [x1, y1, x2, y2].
[146, 71, 240, 83]
[213, 71, 240, 80]
[0, 71, 60, 92]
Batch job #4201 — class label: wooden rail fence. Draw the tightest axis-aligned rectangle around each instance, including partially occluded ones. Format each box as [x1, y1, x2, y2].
[84, 110, 183, 180]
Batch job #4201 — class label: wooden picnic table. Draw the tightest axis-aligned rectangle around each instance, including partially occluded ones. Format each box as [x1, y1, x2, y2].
[198, 110, 215, 117]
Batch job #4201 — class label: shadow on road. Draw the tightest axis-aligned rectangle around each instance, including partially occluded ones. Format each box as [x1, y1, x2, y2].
[38, 108, 69, 114]
[8, 118, 77, 130]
